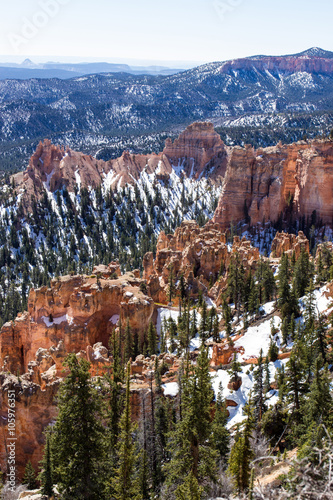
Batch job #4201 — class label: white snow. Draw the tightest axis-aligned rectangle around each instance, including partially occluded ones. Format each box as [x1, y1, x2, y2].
[41, 314, 67, 327]
[110, 314, 120, 325]
[162, 382, 179, 397]
[233, 316, 281, 362]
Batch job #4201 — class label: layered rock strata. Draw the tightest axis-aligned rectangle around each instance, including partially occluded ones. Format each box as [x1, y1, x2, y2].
[143, 220, 259, 305]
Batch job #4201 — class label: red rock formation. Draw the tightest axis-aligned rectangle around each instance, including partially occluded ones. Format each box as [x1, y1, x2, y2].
[13, 122, 227, 212]
[213, 140, 333, 230]
[143, 221, 259, 306]
[270, 231, 310, 259]
[210, 338, 244, 367]
[0, 374, 59, 480]
[163, 121, 228, 180]
[219, 54, 333, 77]
[0, 270, 155, 374]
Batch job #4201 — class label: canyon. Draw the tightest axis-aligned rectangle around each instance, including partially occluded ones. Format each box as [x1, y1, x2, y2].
[13, 122, 333, 232]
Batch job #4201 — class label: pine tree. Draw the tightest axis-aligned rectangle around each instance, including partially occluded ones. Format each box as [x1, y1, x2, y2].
[51, 354, 105, 500]
[175, 472, 204, 500]
[293, 248, 313, 298]
[23, 460, 38, 490]
[199, 301, 207, 341]
[168, 266, 175, 304]
[190, 309, 198, 339]
[252, 349, 266, 422]
[268, 336, 279, 362]
[222, 299, 232, 338]
[228, 353, 242, 382]
[165, 346, 217, 494]
[211, 383, 230, 461]
[111, 361, 140, 499]
[228, 401, 254, 494]
[303, 355, 333, 426]
[147, 321, 158, 356]
[285, 342, 308, 437]
[124, 318, 133, 362]
[39, 430, 53, 498]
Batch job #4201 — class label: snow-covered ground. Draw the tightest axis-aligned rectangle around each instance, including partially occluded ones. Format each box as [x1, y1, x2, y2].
[234, 316, 282, 362]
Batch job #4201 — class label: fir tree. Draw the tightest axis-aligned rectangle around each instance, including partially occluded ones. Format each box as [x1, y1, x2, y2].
[111, 361, 140, 499]
[175, 472, 204, 500]
[252, 349, 266, 422]
[199, 301, 207, 341]
[228, 401, 254, 494]
[51, 354, 105, 500]
[228, 353, 242, 382]
[124, 318, 133, 362]
[222, 299, 232, 338]
[165, 346, 217, 493]
[23, 460, 38, 490]
[39, 430, 53, 498]
[147, 321, 158, 356]
[211, 383, 230, 461]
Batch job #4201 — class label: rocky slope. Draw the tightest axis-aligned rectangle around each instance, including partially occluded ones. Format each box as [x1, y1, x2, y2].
[143, 220, 259, 305]
[0, 264, 155, 374]
[14, 122, 225, 211]
[212, 139, 333, 229]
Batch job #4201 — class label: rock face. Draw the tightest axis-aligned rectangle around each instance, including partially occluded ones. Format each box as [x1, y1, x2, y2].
[0, 374, 59, 480]
[14, 122, 226, 211]
[143, 220, 259, 305]
[163, 121, 228, 180]
[213, 140, 333, 230]
[13, 124, 333, 230]
[270, 231, 310, 259]
[0, 267, 155, 374]
[210, 338, 244, 367]
[219, 53, 333, 77]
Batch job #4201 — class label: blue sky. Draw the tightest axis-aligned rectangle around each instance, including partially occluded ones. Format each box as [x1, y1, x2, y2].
[0, 0, 332, 66]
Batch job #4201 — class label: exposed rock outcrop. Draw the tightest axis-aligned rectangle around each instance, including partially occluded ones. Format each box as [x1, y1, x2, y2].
[143, 220, 259, 306]
[213, 140, 333, 230]
[0, 374, 59, 480]
[0, 269, 155, 374]
[270, 231, 310, 259]
[14, 122, 227, 212]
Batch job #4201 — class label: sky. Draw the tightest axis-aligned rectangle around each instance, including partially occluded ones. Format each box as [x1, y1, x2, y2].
[0, 0, 332, 67]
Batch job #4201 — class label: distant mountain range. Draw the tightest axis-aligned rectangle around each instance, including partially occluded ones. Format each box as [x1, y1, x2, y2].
[0, 58, 185, 80]
[0, 47, 333, 172]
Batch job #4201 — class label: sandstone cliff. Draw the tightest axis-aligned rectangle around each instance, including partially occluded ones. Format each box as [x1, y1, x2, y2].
[212, 140, 333, 230]
[270, 231, 310, 259]
[143, 220, 259, 306]
[0, 265, 155, 374]
[14, 122, 227, 211]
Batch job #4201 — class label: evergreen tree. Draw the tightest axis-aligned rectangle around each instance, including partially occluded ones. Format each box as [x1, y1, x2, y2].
[175, 472, 204, 500]
[211, 383, 230, 461]
[228, 402, 254, 494]
[252, 349, 266, 422]
[51, 354, 105, 500]
[222, 299, 233, 338]
[39, 430, 53, 498]
[285, 342, 308, 438]
[303, 355, 333, 427]
[23, 460, 38, 490]
[293, 248, 313, 298]
[124, 318, 133, 362]
[168, 266, 175, 304]
[165, 346, 217, 493]
[268, 336, 279, 362]
[111, 361, 140, 500]
[228, 353, 242, 382]
[147, 321, 158, 356]
[199, 301, 208, 341]
[228, 253, 245, 317]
